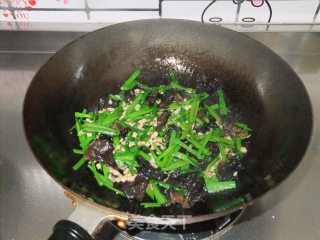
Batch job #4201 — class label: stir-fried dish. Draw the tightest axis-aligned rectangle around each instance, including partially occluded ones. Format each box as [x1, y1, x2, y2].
[70, 69, 251, 208]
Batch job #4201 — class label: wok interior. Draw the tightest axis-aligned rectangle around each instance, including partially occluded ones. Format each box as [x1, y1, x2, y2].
[23, 20, 312, 218]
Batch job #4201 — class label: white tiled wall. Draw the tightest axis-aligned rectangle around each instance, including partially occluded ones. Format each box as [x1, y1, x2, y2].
[270, 1, 318, 23]
[11, 0, 85, 9]
[13, 10, 87, 22]
[90, 11, 159, 23]
[88, 0, 159, 9]
[0, 0, 319, 31]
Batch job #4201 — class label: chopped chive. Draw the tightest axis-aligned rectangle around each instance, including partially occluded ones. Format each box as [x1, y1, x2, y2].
[159, 145, 181, 168]
[169, 111, 189, 125]
[218, 142, 227, 163]
[83, 123, 120, 136]
[88, 162, 125, 196]
[125, 106, 154, 120]
[114, 152, 136, 162]
[186, 137, 203, 150]
[75, 118, 86, 143]
[174, 139, 203, 159]
[169, 67, 178, 83]
[82, 127, 119, 136]
[204, 116, 210, 124]
[151, 181, 168, 204]
[101, 108, 123, 125]
[72, 157, 86, 170]
[212, 128, 223, 136]
[128, 166, 138, 175]
[69, 124, 76, 132]
[198, 131, 213, 155]
[112, 136, 120, 146]
[77, 131, 85, 137]
[205, 176, 236, 193]
[209, 104, 219, 111]
[126, 91, 149, 115]
[73, 148, 84, 154]
[205, 104, 221, 123]
[189, 100, 200, 125]
[208, 110, 221, 124]
[121, 69, 141, 90]
[195, 117, 203, 126]
[235, 137, 242, 151]
[239, 134, 251, 140]
[141, 202, 163, 208]
[175, 188, 188, 195]
[169, 68, 196, 94]
[171, 82, 195, 94]
[168, 93, 208, 110]
[152, 143, 162, 155]
[88, 161, 103, 186]
[234, 122, 252, 131]
[174, 152, 199, 167]
[162, 160, 189, 171]
[102, 164, 109, 176]
[109, 94, 122, 101]
[138, 150, 152, 161]
[157, 130, 177, 164]
[204, 156, 220, 176]
[75, 112, 92, 118]
[169, 130, 177, 146]
[148, 148, 158, 160]
[158, 181, 171, 189]
[157, 146, 172, 161]
[212, 197, 245, 212]
[146, 184, 155, 200]
[79, 135, 95, 149]
[217, 88, 229, 115]
[210, 136, 234, 146]
[136, 81, 172, 93]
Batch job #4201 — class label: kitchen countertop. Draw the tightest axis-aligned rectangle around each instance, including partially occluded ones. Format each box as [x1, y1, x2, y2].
[0, 30, 319, 240]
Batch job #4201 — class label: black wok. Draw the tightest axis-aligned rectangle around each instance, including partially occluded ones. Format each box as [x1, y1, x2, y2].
[23, 19, 312, 239]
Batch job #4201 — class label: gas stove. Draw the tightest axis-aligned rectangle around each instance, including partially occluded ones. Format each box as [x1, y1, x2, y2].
[93, 210, 244, 240]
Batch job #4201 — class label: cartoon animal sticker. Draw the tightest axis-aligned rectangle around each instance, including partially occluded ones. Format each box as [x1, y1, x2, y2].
[202, 0, 272, 23]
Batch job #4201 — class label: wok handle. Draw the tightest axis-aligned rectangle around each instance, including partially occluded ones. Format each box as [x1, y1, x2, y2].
[48, 220, 92, 240]
[48, 202, 123, 239]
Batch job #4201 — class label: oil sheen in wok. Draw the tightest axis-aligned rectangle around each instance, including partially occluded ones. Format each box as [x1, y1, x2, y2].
[70, 69, 251, 208]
